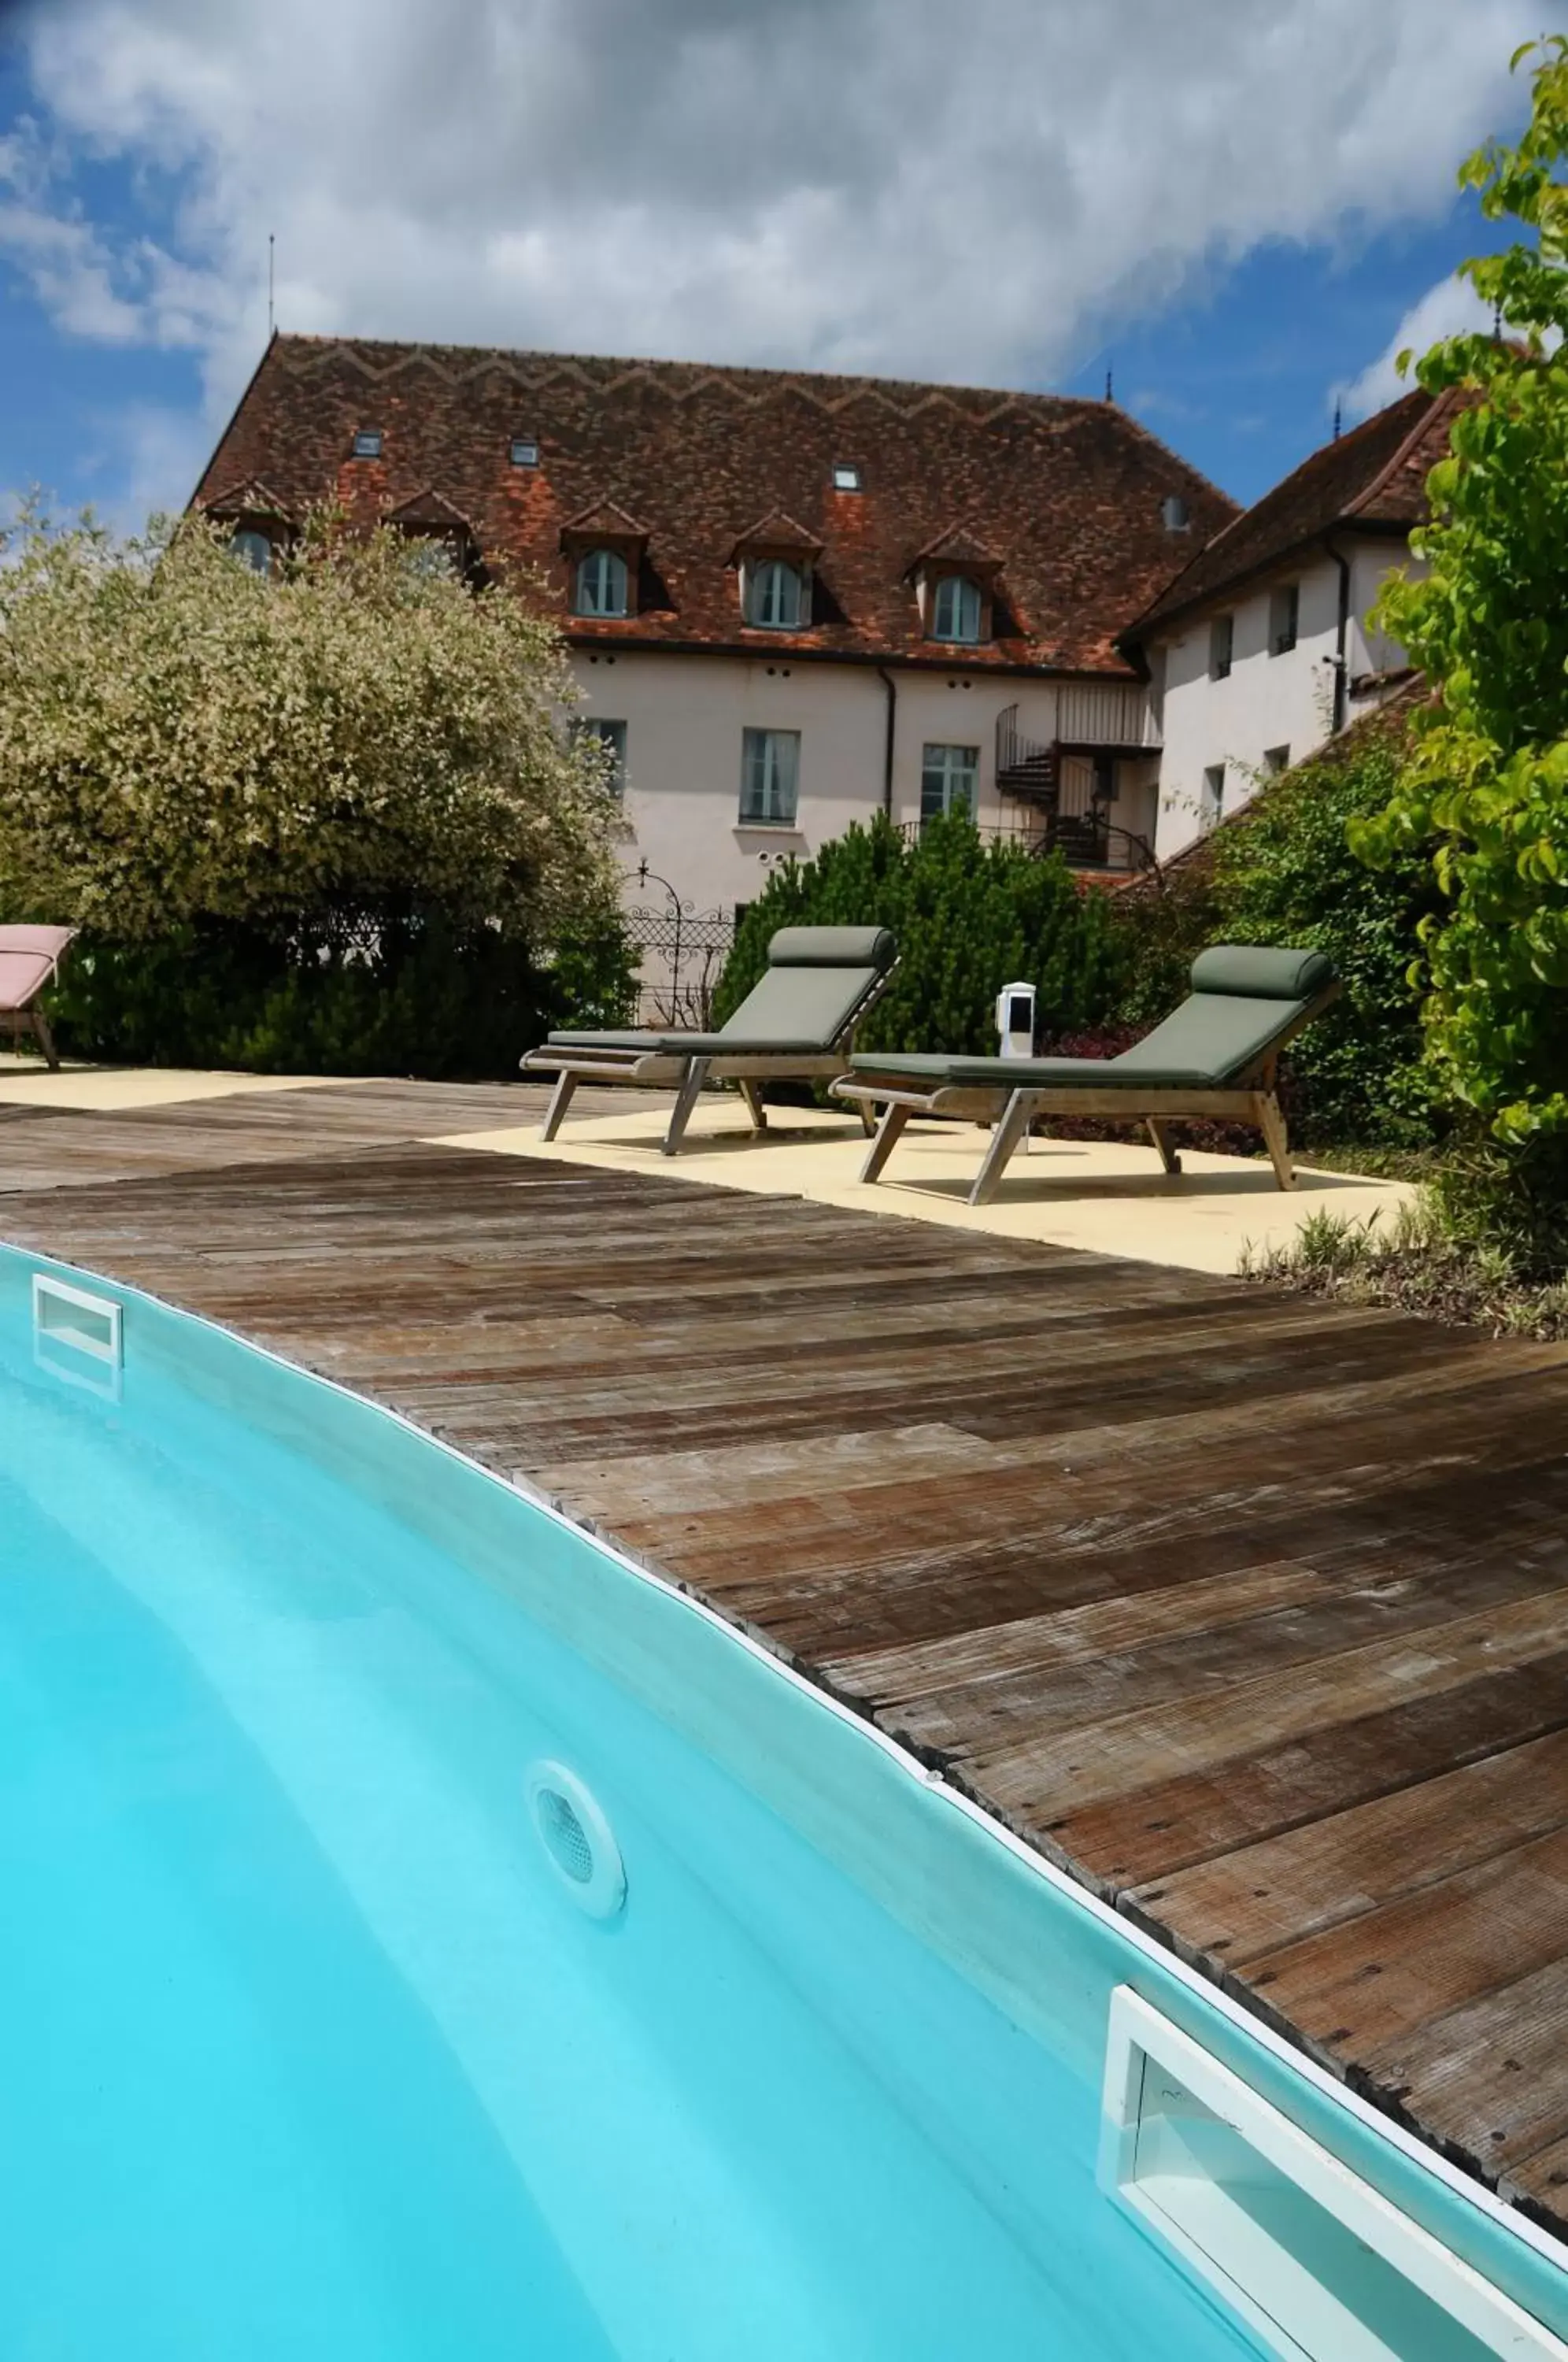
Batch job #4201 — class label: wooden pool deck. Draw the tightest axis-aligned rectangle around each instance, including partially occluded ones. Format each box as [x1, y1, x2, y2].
[5, 1075, 1568, 2240]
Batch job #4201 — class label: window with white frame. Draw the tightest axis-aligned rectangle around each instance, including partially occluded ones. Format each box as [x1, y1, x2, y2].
[1270, 581, 1300, 655]
[1209, 614, 1233, 681]
[575, 547, 629, 617]
[1201, 763, 1225, 826]
[575, 717, 627, 797]
[748, 559, 804, 629]
[931, 574, 982, 643]
[739, 728, 801, 825]
[921, 742, 979, 824]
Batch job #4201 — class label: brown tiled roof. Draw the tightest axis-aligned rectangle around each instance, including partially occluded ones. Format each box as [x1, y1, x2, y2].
[915, 521, 1004, 571]
[192, 335, 1237, 676]
[1128, 387, 1462, 639]
[560, 496, 648, 542]
[202, 475, 294, 522]
[730, 508, 823, 559]
[384, 484, 475, 531]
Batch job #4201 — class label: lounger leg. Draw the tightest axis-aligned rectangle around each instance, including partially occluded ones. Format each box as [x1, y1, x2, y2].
[662, 1057, 711, 1156]
[1146, 1117, 1182, 1175]
[738, 1079, 767, 1134]
[859, 1099, 911, 1183]
[540, 1069, 579, 1141]
[1256, 1092, 1296, 1190]
[30, 1008, 60, 1072]
[856, 1097, 877, 1138]
[969, 1090, 1037, 1208]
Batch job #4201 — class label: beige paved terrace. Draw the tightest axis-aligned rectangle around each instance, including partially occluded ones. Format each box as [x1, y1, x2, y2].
[0, 1057, 346, 1112]
[437, 1094, 1414, 1279]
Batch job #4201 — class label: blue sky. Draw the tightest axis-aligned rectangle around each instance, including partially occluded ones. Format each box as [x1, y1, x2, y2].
[0, 0, 1551, 528]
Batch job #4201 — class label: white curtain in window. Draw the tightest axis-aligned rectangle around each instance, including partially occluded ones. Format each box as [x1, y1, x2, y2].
[740, 728, 801, 823]
[749, 560, 803, 629]
[576, 547, 629, 616]
[932, 576, 981, 642]
[920, 743, 978, 822]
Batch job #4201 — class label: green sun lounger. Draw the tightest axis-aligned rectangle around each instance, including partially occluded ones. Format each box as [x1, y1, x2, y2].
[521, 924, 898, 1156]
[833, 945, 1339, 1205]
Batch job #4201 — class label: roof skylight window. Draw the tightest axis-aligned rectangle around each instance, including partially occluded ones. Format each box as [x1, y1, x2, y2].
[352, 428, 383, 459]
[511, 439, 540, 468]
[833, 463, 862, 491]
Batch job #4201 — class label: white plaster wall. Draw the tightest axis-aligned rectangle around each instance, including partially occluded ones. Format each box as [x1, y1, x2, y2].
[1148, 534, 1418, 861]
[570, 652, 1152, 920]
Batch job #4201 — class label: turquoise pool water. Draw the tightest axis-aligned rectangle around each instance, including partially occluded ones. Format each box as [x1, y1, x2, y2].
[2, 1245, 1564, 2360]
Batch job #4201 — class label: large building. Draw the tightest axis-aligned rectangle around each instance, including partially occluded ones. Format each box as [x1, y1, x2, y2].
[1122, 387, 1459, 860]
[193, 337, 1235, 936]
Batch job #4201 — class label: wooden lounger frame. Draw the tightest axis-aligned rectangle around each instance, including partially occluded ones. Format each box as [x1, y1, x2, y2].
[834, 982, 1338, 1208]
[1, 1005, 61, 1071]
[523, 960, 898, 1157]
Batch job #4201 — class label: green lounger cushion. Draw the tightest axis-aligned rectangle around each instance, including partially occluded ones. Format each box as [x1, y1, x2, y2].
[850, 942, 1335, 1091]
[1190, 945, 1334, 1001]
[538, 923, 895, 1061]
[544, 1029, 834, 1057]
[850, 1051, 1222, 1090]
[767, 925, 896, 970]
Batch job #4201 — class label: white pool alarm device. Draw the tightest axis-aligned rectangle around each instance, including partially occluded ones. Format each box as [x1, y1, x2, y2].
[996, 982, 1036, 1061]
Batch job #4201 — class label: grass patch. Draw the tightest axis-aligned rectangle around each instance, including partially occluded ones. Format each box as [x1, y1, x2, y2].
[1292, 1142, 1446, 1186]
[1237, 1195, 1568, 1340]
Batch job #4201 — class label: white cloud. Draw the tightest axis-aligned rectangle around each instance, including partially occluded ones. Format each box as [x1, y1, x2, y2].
[1337, 271, 1497, 420]
[2, 0, 1547, 513]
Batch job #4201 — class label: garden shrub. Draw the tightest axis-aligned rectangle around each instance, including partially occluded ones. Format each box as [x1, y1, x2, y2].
[712, 810, 1127, 1055]
[0, 502, 632, 1075]
[51, 908, 634, 1081]
[1199, 733, 1440, 1148]
[1351, 37, 1568, 1267]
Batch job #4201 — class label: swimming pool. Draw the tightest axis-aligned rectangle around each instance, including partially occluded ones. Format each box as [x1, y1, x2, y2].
[2, 1242, 1565, 2360]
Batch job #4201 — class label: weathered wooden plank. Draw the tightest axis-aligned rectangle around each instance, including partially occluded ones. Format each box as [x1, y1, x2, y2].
[1243, 1825, 1568, 2055]
[5, 1083, 1568, 2242]
[971, 1589, 1568, 1823]
[1129, 1727, 1568, 1965]
[1049, 1653, 1568, 1887]
[1363, 1956, 1568, 2182]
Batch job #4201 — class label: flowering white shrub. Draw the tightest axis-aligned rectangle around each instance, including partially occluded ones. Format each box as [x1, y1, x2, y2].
[0, 502, 623, 948]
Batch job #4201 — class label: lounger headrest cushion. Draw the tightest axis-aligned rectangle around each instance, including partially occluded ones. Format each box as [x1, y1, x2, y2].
[0, 924, 76, 960]
[1191, 945, 1336, 1001]
[767, 925, 896, 972]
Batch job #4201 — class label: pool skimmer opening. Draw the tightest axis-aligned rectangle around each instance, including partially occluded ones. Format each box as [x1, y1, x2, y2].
[526, 1762, 626, 1919]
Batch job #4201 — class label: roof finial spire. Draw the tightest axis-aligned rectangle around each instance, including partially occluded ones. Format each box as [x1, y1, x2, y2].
[268, 232, 275, 339]
[1332, 398, 1342, 441]
[1104, 363, 1114, 403]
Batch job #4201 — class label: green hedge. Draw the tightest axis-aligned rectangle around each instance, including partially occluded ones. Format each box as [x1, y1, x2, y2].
[713, 810, 1126, 1053]
[50, 906, 635, 1081]
[1192, 736, 1439, 1147]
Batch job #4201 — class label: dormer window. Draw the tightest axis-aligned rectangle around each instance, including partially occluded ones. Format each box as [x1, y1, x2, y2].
[352, 428, 383, 459]
[912, 524, 1001, 646]
[730, 512, 823, 635]
[560, 498, 648, 625]
[931, 574, 982, 644]
[231, 528, 272, 577]
[575, 546, 630, 618]
[749, 558, 804, 630]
